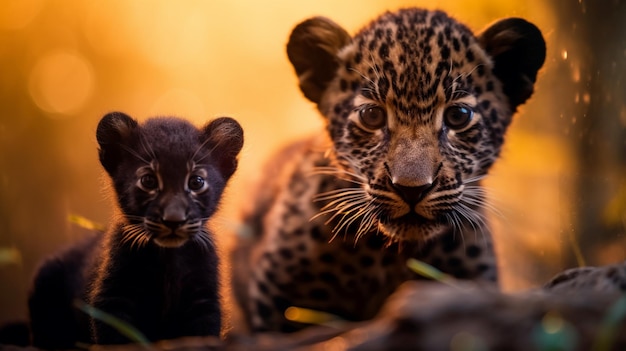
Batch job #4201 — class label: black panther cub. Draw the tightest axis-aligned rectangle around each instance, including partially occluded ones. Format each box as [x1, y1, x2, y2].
[28, 112, 244, 347]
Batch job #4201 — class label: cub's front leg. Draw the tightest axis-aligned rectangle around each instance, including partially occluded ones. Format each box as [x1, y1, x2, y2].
[415, 223, 499, 284]
[87, 261, 140, 345]
[176, 251, 222, 337]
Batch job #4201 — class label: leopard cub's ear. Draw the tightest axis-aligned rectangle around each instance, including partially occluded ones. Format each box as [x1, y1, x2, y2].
[202, 117, 244, 179]
[96, 112, 138, 175]
[479, 18, 547, 111]
[287, 16, 352, 104]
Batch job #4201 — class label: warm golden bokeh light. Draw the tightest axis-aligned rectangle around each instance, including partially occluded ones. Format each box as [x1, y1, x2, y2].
[149, 88, 207, 120]
[28, 50, 95, 116]
[0, 0, 44, 30]
[82, 1, 216, 68]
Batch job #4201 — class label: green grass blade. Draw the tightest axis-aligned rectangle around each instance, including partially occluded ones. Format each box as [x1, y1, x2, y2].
[406, 258, 462, 289]
[68, 214, 106, 232]
[0, 247, 22, 266]
[74, 300, 151, 347]
[284, 306, 342, 325]
[406, 258, 447, 280]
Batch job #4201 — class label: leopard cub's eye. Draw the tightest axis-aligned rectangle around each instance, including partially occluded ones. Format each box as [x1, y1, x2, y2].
[444, 105, 474, 130]
[188, 175, 206, 192]
[358, 105, 387, 130]
[139, 174, 158, 191]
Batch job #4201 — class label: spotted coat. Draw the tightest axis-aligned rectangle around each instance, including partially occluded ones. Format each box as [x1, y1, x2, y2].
[232, 8, 546, 333]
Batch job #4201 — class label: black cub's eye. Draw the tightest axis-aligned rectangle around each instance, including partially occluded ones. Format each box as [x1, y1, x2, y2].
[188, 175, 206, 191]
[444, 105, 474, 130]
[358, 105, 387, 130]
[139, 174, 158, 190]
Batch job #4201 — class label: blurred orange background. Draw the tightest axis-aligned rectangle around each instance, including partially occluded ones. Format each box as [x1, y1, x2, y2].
[1, 0, 625, 328]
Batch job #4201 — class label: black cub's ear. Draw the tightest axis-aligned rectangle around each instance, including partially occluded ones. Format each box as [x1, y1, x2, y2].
[287, 17, 351, 104]
[479, 18, 546, 111]
[202, 117, 244, 179]
[96, 112, 138, 175]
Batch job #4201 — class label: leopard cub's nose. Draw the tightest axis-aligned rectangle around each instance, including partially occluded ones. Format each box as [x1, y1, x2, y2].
[391, 181, 433, 207]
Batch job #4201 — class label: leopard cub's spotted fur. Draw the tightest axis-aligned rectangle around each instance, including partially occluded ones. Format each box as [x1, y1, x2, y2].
[232, 8, 546, 333]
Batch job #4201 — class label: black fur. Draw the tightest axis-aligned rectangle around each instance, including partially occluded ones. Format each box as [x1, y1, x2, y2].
[0, 320, 30, 346]
[29, 235, 99, 348]
[478, 17, 547, 110]
[28, 112, 243, 347]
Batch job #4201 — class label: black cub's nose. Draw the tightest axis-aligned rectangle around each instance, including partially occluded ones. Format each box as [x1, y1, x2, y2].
[162, 219, 186, 230]
[162, 205, 188, 230]
[392, 182, 433, 206]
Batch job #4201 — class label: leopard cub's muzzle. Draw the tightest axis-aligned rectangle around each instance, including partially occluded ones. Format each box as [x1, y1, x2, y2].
[386, 135, 443, 210]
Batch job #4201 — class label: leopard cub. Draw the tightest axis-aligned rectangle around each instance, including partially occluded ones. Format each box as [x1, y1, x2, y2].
[232, 8, 546, 333]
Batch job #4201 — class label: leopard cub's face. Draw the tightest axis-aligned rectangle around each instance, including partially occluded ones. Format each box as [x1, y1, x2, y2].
[287, 9, 545, 242]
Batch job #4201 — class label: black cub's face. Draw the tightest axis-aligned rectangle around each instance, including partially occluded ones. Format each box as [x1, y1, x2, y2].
[287, 9, 545, 242]
[96, 112, 243, 248]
